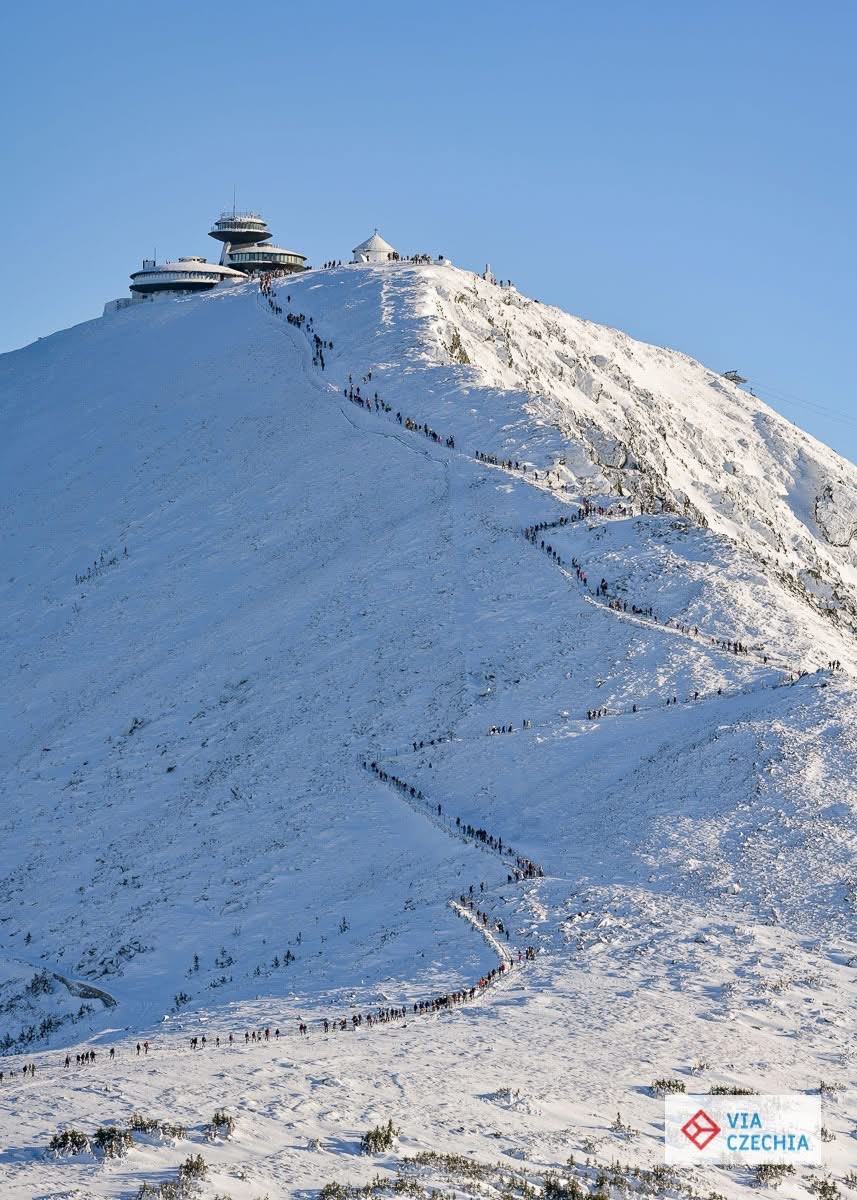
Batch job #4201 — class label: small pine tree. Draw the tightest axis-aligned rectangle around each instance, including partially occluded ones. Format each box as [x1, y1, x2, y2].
[360, 1118, 399, 1154]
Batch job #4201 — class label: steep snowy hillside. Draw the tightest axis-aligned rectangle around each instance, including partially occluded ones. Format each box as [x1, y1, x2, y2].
[301, 264, 857, 623]
[0, 264, 855, 1200]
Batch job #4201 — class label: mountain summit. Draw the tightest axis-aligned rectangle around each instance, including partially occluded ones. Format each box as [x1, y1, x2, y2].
[1, 263, 855, 1198]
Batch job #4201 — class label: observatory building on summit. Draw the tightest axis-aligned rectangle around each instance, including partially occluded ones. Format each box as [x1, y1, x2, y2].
[209, 209, 308, 276]
[129, 257, 244, 297]
[106, 206, 307, 311]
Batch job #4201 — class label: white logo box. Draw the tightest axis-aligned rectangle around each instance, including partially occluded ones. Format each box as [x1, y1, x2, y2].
[664, 1095, 822, 1165]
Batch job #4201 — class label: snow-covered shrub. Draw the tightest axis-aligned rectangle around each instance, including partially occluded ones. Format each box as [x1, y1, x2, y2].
[93, 1125, 133, 1158]
[610, 1112, 638, 1140]
[128, 1112, 186, 1140]
[48, 1128, 90, 1155]
[360, 1118, 399, 1154]
[319, 1186, 349, 1200]
[650, 1077, 686, 1097]
[159, 1121, 188, 1140]
[806, 1177, 840, 1200]
[25, 969, 54, 996]
[544, 1172, 584, 1200]
[752, 1164, 795, 1187]
[130, 1112, 162, 1134]
[179, 1154, 207, 1181]
[136, 1154, 209, 1198]
[204, 1108, 235, 1139]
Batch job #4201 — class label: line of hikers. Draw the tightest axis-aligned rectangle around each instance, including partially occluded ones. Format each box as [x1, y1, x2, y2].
[264, 279, 460, 452]
[1, 1062, 36, 1082]
[478, 455, 571, 489]
[364, 759, 543, 882]
[401, 414, 455, 448]
[5, 914, 528, 1078]
[526, 523, 847, 690]
[523, 525, 793, 669]
[476, 451, 526, 471]
[523, 504, 635, 540]
[411, 733, 455, 752]
[457, 894, 512, 943]
[6, 888, 526, 1081]
[294, 311, 455, 445]
[6, 957, 520, 1080]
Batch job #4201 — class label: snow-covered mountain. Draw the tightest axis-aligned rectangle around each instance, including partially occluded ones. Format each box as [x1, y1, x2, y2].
[1, 264, 855, 1200]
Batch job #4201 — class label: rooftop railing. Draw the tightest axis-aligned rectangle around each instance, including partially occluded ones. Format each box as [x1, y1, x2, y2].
[213, 212, 268, 226]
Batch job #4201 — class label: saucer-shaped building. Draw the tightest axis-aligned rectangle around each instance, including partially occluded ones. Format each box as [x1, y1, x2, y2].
[210, 209, 308, 276]
[129, 256, 245, 296]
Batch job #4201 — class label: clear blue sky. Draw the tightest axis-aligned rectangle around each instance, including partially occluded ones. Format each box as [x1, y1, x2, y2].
[2, 0, 855, 460]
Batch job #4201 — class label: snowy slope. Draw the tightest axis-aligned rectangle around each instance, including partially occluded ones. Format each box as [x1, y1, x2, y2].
[0, 264, 855, 1200]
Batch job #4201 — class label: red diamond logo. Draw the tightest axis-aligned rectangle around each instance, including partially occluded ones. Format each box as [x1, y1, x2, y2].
[680, 1109, 721, 1151]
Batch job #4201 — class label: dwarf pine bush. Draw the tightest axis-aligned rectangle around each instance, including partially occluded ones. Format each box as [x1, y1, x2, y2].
[807, 1178, 840, 1200]
[25, 968, 55, 996]
[49, 1128, 90, 1155]
[205, 1108, 235, 1138]
[650, 1078, 686, 1097]
[179, 1154, 207, 1181]
[544, 1173, 584, 1200]
[93, 1126, 134, 1158]
[130, 1112, 162, 1134]
[360, 1118, 399, 1154]
[753, 1164, 796, 1187]
[128, 1113, 187, 1140]
[160, 1121, 188, 1140]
